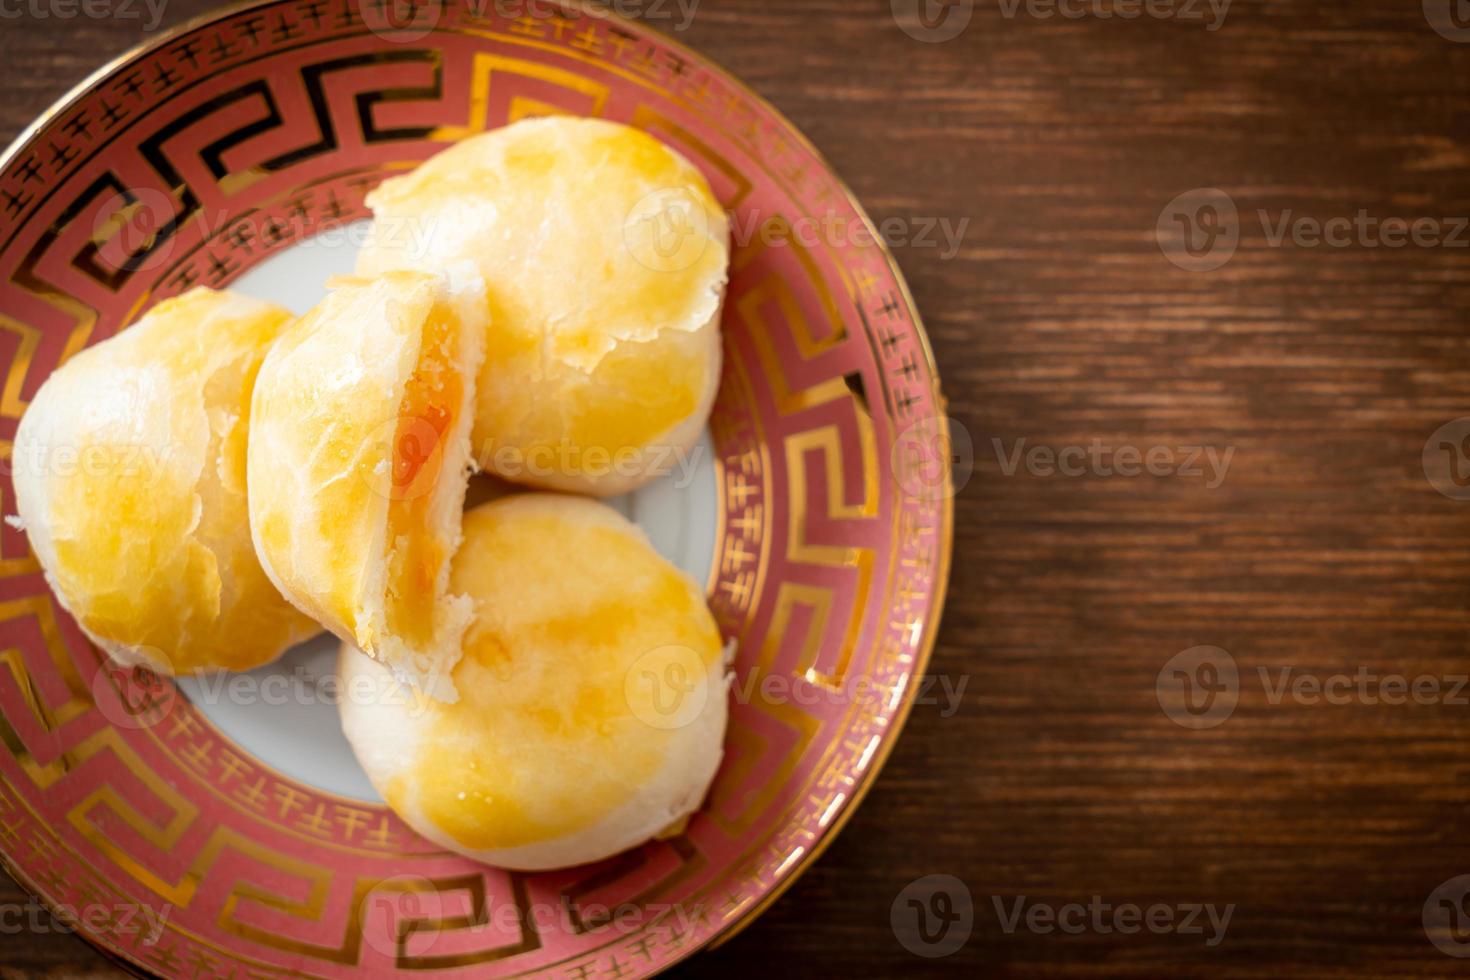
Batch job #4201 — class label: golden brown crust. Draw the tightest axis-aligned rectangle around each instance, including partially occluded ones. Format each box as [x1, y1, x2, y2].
[247, 270, 487, 699]
[358, 117, 730, 496]
[340, 494, 730, 870]
[12, 288, 320, 674]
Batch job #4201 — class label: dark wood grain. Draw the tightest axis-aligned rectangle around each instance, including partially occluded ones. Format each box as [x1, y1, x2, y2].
[6, 0, 1470, 976]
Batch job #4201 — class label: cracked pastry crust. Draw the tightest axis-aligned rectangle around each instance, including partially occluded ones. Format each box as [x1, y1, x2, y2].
[12, 287, 321, 675]
[356, 117, 730, 497]
[247, 269, 487, 701]
[340, 494, 731, 870]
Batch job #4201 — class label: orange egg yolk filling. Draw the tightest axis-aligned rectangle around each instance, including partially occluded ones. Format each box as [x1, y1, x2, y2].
[383, 307, 461, 648]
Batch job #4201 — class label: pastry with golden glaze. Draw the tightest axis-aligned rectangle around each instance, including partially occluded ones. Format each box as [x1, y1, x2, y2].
[11, 288, 320, 675]
[340, 494, 730, 870]
[356, 117, 730, 497]
[248, 269, 487, 701]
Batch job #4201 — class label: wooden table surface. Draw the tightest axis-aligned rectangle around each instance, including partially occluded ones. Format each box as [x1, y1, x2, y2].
[7, 0, 1470, 976]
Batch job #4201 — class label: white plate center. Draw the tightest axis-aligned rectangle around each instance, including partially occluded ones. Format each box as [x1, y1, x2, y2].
[175, 224, 720, 802]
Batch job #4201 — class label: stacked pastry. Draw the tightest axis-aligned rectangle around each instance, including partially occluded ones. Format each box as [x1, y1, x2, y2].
[11, 118, 733, 871]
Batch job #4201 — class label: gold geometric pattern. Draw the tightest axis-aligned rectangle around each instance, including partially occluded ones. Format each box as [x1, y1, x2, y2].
[0, 2, 951, 975]
[434, 52, 610, 139]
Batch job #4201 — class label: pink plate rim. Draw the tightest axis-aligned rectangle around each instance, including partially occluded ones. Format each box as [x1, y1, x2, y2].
[0, 1, 955, 974]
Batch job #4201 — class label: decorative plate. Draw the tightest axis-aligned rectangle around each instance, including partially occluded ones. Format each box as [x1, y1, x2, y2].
[0, 1, 951, 975]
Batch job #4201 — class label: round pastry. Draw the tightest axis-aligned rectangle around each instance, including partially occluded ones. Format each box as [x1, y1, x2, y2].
[340, 494, 730, 870]
[248, 269, 487, 701]
[356, 117, 730, 497]
[11, 287, 320, 675]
